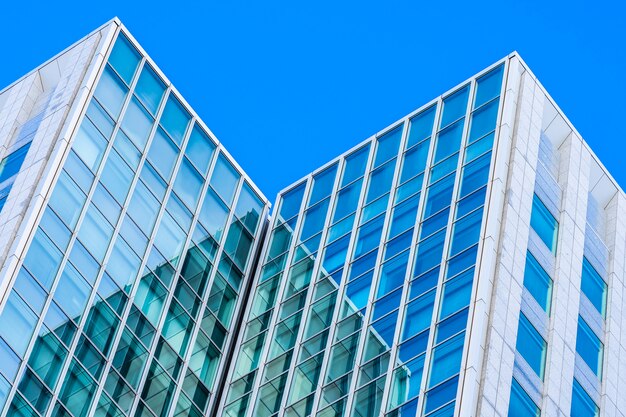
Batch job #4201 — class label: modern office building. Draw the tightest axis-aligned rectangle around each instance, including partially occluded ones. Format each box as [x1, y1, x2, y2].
[0, 17, 624, 417]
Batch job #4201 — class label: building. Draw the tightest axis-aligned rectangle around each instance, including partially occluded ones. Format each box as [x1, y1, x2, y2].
[0, 17, 624, 417]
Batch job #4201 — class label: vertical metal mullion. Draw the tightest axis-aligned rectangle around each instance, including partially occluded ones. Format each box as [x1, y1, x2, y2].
[415, 79, 478, 417]
[377, 99, 444, 414]
[243, 178, 314, 417]
[307, 139, 377, 416]
[0, 24, 122, 417]
[275, 159, 345, 415]
[341, 119, 410, 416]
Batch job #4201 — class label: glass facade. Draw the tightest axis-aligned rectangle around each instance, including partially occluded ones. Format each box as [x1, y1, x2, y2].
[0, 31, 269, 417]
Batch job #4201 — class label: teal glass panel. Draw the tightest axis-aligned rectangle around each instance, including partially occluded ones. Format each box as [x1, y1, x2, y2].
[210, 154, 239, 206]
[148, 127, 179, 180]
[576, 317, 603, 377]
[474, 64, 504, 109]
[433, 119, 464, 164]
[108, 33, 141, 85]
[530, 194, 558, 253]
[174, 158, 204, 210]
[374, 125, 403, 168]
[94, 66, 128, 120]
[161, 94, 191, 145]
[508, 378, 540, 417]
[0, 374, 10, 411]
[440, 85, 469, 128]
[428, 333, 464, 388]
[516, 313, 546, 379]
[23, 228, 62, 289]
[135, 63, 166, 115]
[523, 252, 552, 313]
[468, 99, 499, 143]
[407, 105, 436, 148]
[16, 372, 52, 417]
[236, 182, 264, 233]
[225, 220, 254, 270]
[77, 204, 114, 262]
[581, 258, 607, 317]
[199, 188, 229, 241]
[121, 97, 154, 151]
[342, 144, 370, 187]
[28, 329, 68, 389]
[571, 379, 599, 417]
[59, 360, 97, 417]
[0, 292, 37, 356]
[185, 124, 216, 175]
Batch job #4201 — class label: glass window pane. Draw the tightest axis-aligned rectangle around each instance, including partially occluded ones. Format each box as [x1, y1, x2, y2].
[0, 142, 31, 183]
[148, 127, 179, 181]
[523, 252, 552, 314]
[300, 199, 329, 242]
[581, 258, 607, 317]
[400, 139, 430, 183]
[77, 204, 114, 262]
[174, 158, 204, 210]
[402, 289, 435, 340]
[374, 125, 403, 168]
[464, 132, 494, 163]
[576, 317, 603, 377]
[530, 194, 558, 253]
[309, 164, 338, 207]
[423, 375, 458, 415]
[0, 292, 37, 356]
[135, 64, 166, 115]
[210, 154, 239, 206]
[366, 160, 396, 204]
[160, 95, 191, 145]
[94, 66, 128, 120]
[342, 144, 370, 186]
[428, 333, 464, 388]
[474, 64, 504, 109]
[49, 171, 85, 229]
[439, 267, 474, 319]
[113, 129, 141, 171]
[23, 228, 63, 290]
[440, 85, 469, 128]
[389, 193, 419, 239]
[407, 105, 436, 148]
[424, 174, 455, 218]
[185, 124, 215, 175]
[508, 378, 540, 417]
[279, 182, 306, 221]
[154, 212, 187, 266]
[354, 215, 385, 258]
[54, 263, 91, 321]
[459, 151, 491, 198]
[468, 99, 499, 143]
[121, 97, 154, 151]
[199, 189, 229, 242]
[516, 313, 546, 379]
[571, 379, 599, 417]
[414, 229, 446, 277]
[433, 119, 464, 164]
[235, 182, 264, 233]
[100, 149, 134, 204]
[333, 179, 362, 222]
[108, 33, 140, 85]
[449, 208, 483, 256]
[72, 118, 107, 172]
[86, 99, 115, 140]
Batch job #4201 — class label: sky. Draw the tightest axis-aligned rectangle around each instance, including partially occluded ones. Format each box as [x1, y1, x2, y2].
[1, 1, 625, 202]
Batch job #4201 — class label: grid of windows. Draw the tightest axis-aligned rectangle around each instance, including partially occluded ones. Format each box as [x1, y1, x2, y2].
[0, 31, 268, 417]
[220, 63, 504, 417]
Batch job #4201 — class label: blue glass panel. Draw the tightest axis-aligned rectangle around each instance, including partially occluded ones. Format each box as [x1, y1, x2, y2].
[94, 66, 128, 120]
[581, 258, 607, 317]
[571, 379, 599, 417]
[420, 208, 450, 240]
[341, 144, 370, 187]
[0, 292, 37, 356]
[140, 162, 167, 201]
[185, 124, 216, 175]
[0, 373, 12, 410]
[73, 118, 107, 172]
[389, 193, 420, 239]
[530, 194, 558, 253]
[127, 181, 160, 236]
[523, 252, 552, 313]
[455, 186, 486, 219]
[120, 215, 149, 257]
[135, 64, 166, 115]
[349, 250, 378, 281]
[354, 215, 385, 258]
[446, 244, 478, 279]
[300, 199, 330, 242]
[395, 175, 422, 204]
[407, 105, 436, 148]
[54, 263, 91, 321]
[113, 129, 141, 171]
[153, 212, 187, 265]
[400, 139, 430, 183]
[40, 206, 71, 251]
[77, 205, 113, 262]
[13, 268, 47, 315]
[199, 189, 229, 242]
[322, 234, 350, 276]
[361, 193, 389, 224]
[92, 183, 121, 226]
[86, 99, 114, 139]
[374, 125, 403, 168]
[160, 95, 191, 145]
[449, 208, 483, 256]
[576, 317, 603, 377]
[328, 214, 355, 243]
[0, 338, 20, 380]
[107, 238, 141, 291]
[402, 289, 435, 340]
[424, 174, 455, 218]
[429, 333, 464, 388]
[423, 375, 458, 414]
[346, 273, 372, 311]
[508, 378, 540, 417]
[121, 97, 154, 151]
[235, 182, 264, 233]
[68, 241, 100, 286]
[385, 229, 413, 261]
[516, 313, 546, 379]
[372, 287, 402, 321]
[309, 164, 338, 207]
[23, 228, 62, 290]
[0, 142, 31, 183]
[410, 267, 439, 300]
[474, 64, 504, 109]
[148, 127, 179, 180]
[371, 310, 397, 346]
[333, 179, 362, 222]
[433, 119, 464, 164]
[279, 182, 306, 221]
[435, 307, 468, 343]
[210, 154, 240, 207]
[459, 151, 491, 198]
[468, 99, 499, 143]
[430, 153, 459, 184]
[108, 33, 140, 85]
[174, 158, 204, 210]
[440, 85, 469, 128]
[377, 251, 409, 298]
[63, 151, 94, 193]
[439, 267, 474, 319]
[366, 160, 396, 204]
[464, 132, 494, 164]
[414, 229, 446, 277]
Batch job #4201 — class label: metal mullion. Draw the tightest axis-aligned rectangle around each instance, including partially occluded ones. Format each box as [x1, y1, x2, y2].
[415, 79, 478, 417]
[340, 119, 410, 416]
[306, 139, 378, 416]
[377, 102, 446, 415]
[242, 178, 314, 417]
[80, 74, 180, 417]
[120, 110, 200, 417]
[275, 160, 345, 416]
[165, 164, 251, 417]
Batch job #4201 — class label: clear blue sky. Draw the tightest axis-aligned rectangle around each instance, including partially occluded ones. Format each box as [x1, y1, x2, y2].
[1, 1, 624, 201]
